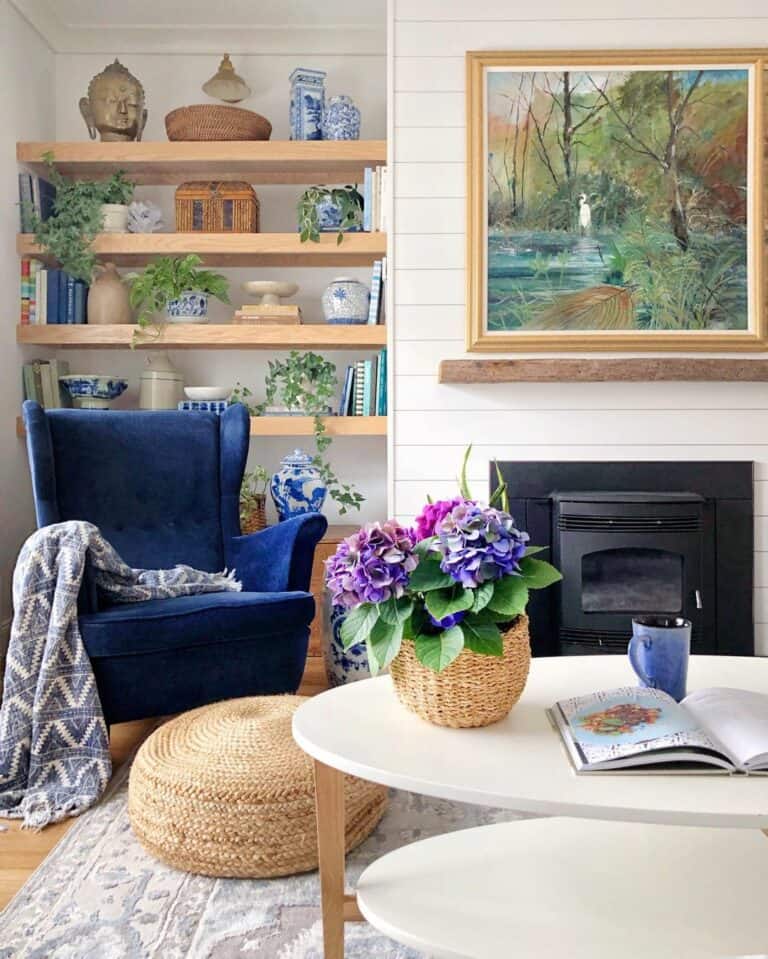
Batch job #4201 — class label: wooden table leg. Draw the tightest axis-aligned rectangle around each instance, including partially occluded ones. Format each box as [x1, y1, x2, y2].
[315, 760, 346, 958]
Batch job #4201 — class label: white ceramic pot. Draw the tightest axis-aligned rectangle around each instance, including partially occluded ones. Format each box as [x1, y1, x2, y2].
[100, 203, 130, 233]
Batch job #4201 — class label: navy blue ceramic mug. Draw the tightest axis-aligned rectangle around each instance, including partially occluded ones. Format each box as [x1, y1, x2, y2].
[628, 616, 691, 702]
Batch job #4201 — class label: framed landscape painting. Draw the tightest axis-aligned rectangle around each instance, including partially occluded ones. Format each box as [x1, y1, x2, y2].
[466, 50, 767, 351]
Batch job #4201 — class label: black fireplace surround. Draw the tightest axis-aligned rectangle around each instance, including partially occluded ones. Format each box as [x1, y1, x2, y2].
[491, 462, 753, 658]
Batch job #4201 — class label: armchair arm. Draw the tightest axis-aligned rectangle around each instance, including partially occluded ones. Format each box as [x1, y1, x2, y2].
[227, 513, 328, 593]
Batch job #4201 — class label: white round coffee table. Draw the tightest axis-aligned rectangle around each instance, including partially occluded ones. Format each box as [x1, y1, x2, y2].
[293, 655, 768, 958]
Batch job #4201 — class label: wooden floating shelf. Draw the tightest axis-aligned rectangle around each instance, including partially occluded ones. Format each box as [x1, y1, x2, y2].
[17, 323, 387, 350]
[439, 358, 768, 383]
[17, 232, 386, 268]
[17, 140, 387, 186]
[17, 415, 386, 439]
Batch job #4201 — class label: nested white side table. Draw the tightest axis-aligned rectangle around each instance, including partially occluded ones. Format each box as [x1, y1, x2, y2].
[293, 655, 768, 958]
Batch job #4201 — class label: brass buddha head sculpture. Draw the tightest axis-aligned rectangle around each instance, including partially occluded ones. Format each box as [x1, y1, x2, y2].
[79, 60, 147, 142]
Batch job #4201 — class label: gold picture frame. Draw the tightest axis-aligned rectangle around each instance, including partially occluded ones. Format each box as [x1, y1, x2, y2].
[466, 49, 767, 352]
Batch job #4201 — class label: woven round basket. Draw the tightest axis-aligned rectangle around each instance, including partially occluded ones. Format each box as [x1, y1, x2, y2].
[165, 105, 272, 142]
[240, 494, 267, 533]
[128, 696, 387, 878]
[389, 614, 531, 728]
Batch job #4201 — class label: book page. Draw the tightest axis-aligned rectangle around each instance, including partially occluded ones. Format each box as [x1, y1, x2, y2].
[556, 686, 726, 766]
[682, 687, 768, 769]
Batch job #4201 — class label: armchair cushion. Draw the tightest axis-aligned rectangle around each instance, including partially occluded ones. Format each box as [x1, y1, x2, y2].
[80, 590, 315, 659]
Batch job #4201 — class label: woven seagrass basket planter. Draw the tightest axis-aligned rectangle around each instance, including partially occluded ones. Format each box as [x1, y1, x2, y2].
[240, 494, 267, 533]
[389, 614, 530, 728]
[128, 696, 387, 878]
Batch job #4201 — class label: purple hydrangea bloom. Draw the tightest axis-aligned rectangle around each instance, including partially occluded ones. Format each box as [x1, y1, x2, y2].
[412, 497, 470, 542]
[325, 521, 417, 609]
[436, 502, 529, 588]
[427, 609, 468, 630]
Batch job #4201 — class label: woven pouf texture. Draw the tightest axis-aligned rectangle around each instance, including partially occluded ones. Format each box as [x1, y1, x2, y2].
[128, 696, 387, 878]
[390, 614, 531, 728]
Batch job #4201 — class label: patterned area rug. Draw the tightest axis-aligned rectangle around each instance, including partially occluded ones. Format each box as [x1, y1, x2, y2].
[0, 761, 523, 958]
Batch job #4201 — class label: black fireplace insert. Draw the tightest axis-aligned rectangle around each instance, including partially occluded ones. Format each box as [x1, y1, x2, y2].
[492, 462, 753, 658]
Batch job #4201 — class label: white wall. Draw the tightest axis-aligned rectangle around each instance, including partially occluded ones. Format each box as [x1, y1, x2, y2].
[390, 0, 768, 653]
[0, 1, 54, 664]
[52, 52, 387, 525]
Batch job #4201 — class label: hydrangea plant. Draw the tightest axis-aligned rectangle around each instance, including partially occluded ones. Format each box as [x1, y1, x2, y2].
[325, 450, 562, 674]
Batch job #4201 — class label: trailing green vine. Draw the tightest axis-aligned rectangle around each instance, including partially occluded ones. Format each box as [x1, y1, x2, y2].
[297, 185, 364, 245]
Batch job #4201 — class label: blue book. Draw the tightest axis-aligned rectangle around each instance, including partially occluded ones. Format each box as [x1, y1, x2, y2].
[377, 348, 387, 415]
[362, 359, 373, 416]
[73, 280, 87, 324]
[65, 274, 76, 324]
[367, 260, 382, 324]
[338, 365, 353, 416]
[46, 269, 61, 324]
[363, 167, 372, 232]
[37, 178, 57, 222]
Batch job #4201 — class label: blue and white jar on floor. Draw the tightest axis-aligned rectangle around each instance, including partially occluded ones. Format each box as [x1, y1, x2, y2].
[321, 277, 370, 324]
[322, 95, 361, 140]
[323, 593, 371, 687]
[270, 448, 327, 520]
[289, 67, 326, 141]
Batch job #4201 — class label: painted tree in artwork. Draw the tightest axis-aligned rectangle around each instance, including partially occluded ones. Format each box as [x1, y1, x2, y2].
[485, 67, 750, 333]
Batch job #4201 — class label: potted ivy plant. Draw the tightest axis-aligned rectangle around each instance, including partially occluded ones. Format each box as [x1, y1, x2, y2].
[325, 452, 562, 728]
[240, 465, 270, 533]
[99, 171, 135, 233]
[297, 185, 363, 245]
[236, 352, 364, 515]
[128, 254, 230, 336]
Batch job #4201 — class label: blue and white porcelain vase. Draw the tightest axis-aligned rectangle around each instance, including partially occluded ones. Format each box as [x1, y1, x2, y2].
[322, 95, 361, 140]
[323, 593, 371, 687]
[166, 290, 209, 323]
[312, 193, 363, 234]
[270, 448, 327, 521]
[289, 67, 326, 141]
[321, 276, 370, 324]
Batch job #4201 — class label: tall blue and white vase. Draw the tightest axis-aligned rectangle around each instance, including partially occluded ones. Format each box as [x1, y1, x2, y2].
[323, 593, 371, 687]
[289, 67, 326, 141]
[270, 448, 327, 520]
[321, 277, 370, 324]
[322, 95, 361, 140]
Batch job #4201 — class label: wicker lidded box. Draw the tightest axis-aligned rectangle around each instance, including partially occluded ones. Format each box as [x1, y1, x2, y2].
[175, 181, 259, 233]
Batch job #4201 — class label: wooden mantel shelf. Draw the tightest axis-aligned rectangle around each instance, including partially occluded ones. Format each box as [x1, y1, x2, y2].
[17, 140, 387, 185]
[439, 358, 768, 383]
[18, 232, 385, 268]
[17, 323, 387, 350]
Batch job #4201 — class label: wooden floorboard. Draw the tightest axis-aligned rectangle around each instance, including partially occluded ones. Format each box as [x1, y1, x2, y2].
[0, 662, 329, 911]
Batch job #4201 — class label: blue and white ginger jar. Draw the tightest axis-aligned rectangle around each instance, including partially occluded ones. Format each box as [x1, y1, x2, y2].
[323, 593, 371, 687]
[270, 448, 327, 521]
[289, 67, 326, 141]
[322, 95, 361, 140]
[166, 290, 209, 321]
[313, 194, 362, 233]
[321, 276, 370, 325]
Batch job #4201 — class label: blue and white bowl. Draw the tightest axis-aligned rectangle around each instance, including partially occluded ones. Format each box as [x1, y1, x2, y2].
[166, 290, 209, 324]
[59, 375, 128, 409]
[270, 448, 327, 521]
[322, 95, 361, 140]
[321, 276, 370, 324]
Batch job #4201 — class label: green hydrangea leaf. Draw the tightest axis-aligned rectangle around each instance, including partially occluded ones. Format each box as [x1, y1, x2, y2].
[378, 596, 414, 626]
[414, 626, 464, 672]
[366, 619, 404, 675]
[462, 619, 503, 656]
[425, 587, 474, 622]
[487, 576, 529, 617]
[340, 603, 378, 650]
[471, 581, 495, 613]
[408, 558, 453, 592]
[524, 545, 548, 556]
[518, 557, 563, 589]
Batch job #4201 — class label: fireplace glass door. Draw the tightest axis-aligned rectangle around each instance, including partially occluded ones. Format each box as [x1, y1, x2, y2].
[581, 547, 684, 614]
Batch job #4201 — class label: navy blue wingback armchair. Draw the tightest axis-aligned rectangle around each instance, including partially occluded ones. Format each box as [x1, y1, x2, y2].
[22, 401, 327, 725]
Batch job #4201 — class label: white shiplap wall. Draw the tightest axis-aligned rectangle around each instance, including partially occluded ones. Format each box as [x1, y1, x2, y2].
[390, 0, 768, 653]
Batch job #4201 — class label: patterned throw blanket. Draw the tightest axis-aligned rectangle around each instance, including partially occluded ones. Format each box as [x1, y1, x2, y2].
[0, 521, 241, 829]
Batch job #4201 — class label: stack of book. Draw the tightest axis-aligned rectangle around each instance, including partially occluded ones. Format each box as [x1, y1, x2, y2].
[22, 358, 71, 408]
[20, 259, 88, 325]
[362, 166, 388, 233]
[18, 173, 56, 233]
[338, 349, 387, 417]
[233, 304, 302, 325]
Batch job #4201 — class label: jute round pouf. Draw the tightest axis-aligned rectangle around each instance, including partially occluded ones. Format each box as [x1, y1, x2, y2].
[128, 696, 387, 878]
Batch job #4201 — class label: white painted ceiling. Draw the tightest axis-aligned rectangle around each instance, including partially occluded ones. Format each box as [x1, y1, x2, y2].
[10, 0, 387, 54]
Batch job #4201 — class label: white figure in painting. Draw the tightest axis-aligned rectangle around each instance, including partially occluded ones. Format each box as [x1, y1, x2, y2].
[578, 193, 592, 234]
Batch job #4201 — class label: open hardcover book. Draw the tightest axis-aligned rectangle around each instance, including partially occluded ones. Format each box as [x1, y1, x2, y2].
[549, 686, 768, 774]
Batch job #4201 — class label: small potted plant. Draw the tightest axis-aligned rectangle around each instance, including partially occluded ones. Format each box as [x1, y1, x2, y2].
[325, 454, 562, 728]
[297, 185, 363, 245]
[240, 466, 269, 533]
[128, 254, 230, 335]
[99, 171, 135, 233]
